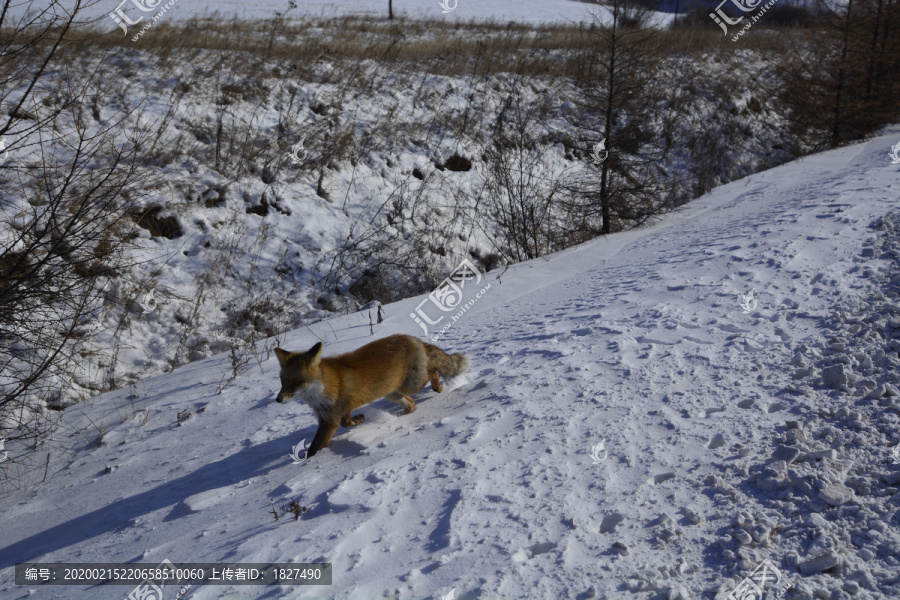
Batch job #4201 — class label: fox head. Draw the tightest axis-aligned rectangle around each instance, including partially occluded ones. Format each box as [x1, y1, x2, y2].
[274, 342, 323, 403]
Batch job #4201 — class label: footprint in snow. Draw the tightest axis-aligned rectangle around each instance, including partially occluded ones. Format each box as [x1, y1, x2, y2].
[511, 541, 557, 562]
[599, 512, 625, 533]
[468, 379, 488, 392]
[707, 433, 726, 450]
[650, 472, 676, 485]
[717, 324, 752, 334]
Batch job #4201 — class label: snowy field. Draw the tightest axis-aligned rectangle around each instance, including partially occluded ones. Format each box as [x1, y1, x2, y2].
[2, 126, 900, 599]
[11, 0, 641, 26]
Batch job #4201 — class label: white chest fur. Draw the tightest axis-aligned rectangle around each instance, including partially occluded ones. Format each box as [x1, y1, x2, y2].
[297, 381, 334, 418]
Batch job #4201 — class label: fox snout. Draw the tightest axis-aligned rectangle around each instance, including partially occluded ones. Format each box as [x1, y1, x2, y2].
[276, 380, 308, 403]
[274, 345, 322, 406]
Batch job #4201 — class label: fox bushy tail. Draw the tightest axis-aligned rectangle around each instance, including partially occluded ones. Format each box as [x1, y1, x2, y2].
[425, 343, 469, 378]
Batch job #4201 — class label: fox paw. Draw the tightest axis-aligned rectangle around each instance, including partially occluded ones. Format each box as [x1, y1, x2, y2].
[341, 414, 365, 427]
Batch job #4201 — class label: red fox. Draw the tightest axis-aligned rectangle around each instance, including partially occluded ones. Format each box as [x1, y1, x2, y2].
[274, 334, 469, 458]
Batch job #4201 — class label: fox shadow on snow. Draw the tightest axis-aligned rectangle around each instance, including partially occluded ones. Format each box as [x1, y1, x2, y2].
[0, 419, 370, 567]
[0, 374, 451, 566]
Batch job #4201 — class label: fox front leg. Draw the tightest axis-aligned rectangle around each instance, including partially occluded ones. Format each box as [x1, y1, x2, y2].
[306, 420, 339, 458]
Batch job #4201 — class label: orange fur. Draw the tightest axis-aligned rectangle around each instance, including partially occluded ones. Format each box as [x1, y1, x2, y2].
[274, 334, 468, 458]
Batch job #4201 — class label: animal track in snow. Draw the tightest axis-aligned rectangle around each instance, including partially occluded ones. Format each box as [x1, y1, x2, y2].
[650, 472, 676, 485]
[512, 541, 557, 562]
[707, 434, 726, 450]
[599, 512, 625, 533]
[717, 324, 751, 334]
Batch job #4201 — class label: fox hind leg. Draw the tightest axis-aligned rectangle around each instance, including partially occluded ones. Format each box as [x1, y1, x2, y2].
[341, 413, 365, 427]
[429, 370, 443, 393]
[386, 391, 416, 414]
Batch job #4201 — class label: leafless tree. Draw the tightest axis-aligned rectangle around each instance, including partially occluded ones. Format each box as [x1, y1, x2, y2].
[776, 0, 900, 147]
[0, 1, 156, 477]
[568, 0, 683, 235]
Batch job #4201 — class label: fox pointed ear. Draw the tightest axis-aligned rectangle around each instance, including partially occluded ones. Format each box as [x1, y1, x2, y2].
[307, 342, 323, 365]
[274, 348, 290, 367]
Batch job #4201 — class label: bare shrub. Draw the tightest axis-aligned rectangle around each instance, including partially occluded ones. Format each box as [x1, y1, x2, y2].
[0, 1, 161, 485]
[481, 86, 576, 262]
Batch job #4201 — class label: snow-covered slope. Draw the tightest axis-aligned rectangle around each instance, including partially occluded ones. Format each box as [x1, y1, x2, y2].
[2, 129, 900, 600]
